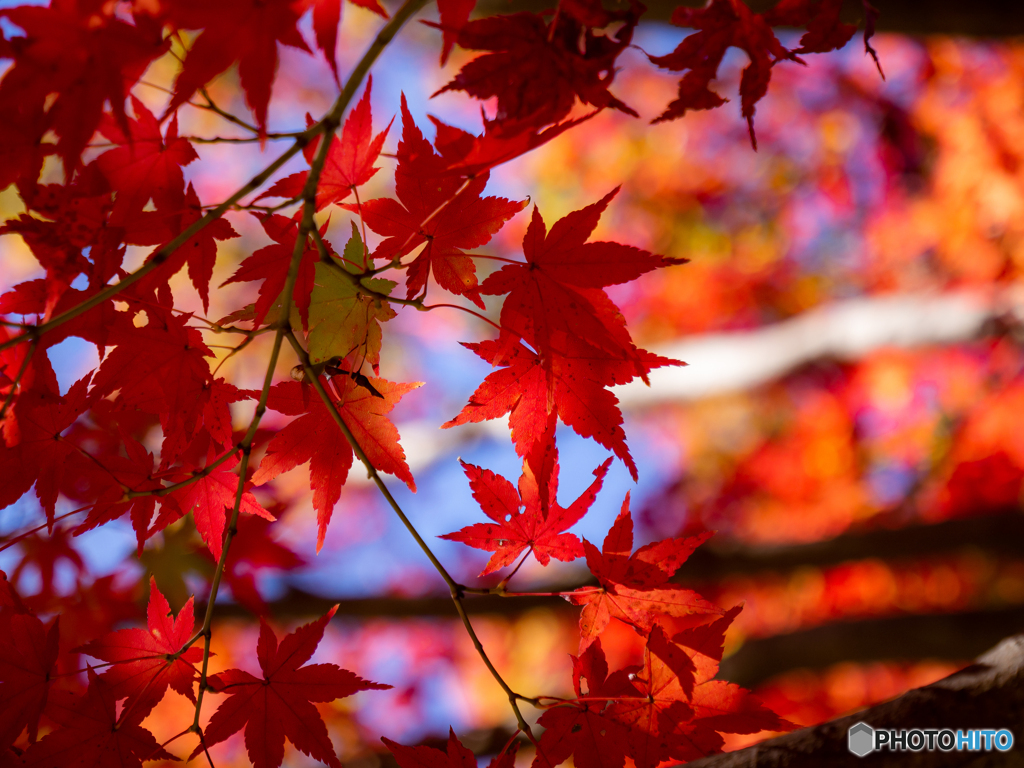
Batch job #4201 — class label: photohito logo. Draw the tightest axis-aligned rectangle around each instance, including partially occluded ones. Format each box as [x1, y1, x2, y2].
[847, 722, 1014, 756]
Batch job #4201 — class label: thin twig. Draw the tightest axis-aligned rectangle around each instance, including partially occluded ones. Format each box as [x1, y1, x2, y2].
[0, 339, 36, 423]
[198, 87, 260, 134]
[285, 328, 539, 742]
[185, 0, 432, 737]
[423, 303, 503, 330]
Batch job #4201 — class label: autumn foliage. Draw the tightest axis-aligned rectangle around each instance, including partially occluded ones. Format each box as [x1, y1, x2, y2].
[0, 0, 886, 767]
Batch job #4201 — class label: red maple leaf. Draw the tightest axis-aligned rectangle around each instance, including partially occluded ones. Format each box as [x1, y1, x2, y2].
[9, 527, 86, 602]
[354, 97, 525, 306]
[311, 0, 388, 84]
[429, 111, 598, 179]
[192, 606, 390, 768]
[165, 0, 312, 134]
[75, 578, 204, 720]
[19, 668, 174, 768]
[252, 374, 420, 550]
[221, 213, 319, 329]
[763, 0, 855, 55]
[130, 182, 240, 314]
[0, 613, 58, 751]
[214, 516, 307, 614]
[444, 191, 683, 476]
[74, 434, 164, 552]
[0, 374, 91, 526]
[442, 452, 611, 575]
[669, 606, 794, 736]
[384, 728, 517, 768]
[570, 496, 720, 651]
[604, 628, 720, 767]
[431, 0, 476, 66]
[480, 189, 685, 366]
[257, 77, 391, 210]
[0, 4, 165, 181]
[91, 304, 215, 460]
[434, 2, 643, 133]
[156, 452, 274, 560]
[444, 338, 670, 479]
[95, 96, 198, 227]
[531, 641, 635, 768]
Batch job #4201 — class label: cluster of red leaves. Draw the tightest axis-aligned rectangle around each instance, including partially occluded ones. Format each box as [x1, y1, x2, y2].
[434, 0, 879, 147]
[0, 0, 879, 766]
[649, 0, 881, 147]
[0, 575, 382, 768]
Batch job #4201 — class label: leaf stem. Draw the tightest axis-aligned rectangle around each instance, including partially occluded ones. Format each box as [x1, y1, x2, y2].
[0, 338, 36, 423]
[422, 303, 503, 330]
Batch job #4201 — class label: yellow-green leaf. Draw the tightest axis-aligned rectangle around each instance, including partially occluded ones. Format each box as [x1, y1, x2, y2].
[307, 224, 396, 366]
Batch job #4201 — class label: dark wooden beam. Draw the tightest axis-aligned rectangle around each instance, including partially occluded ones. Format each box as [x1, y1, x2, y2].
[686, 633, 1024, 767]
[474, 0, 1024, 37]
[719, 605, 1024, 688]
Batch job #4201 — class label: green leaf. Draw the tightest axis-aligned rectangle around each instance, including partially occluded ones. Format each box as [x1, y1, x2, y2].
[307, 223, 396, 366]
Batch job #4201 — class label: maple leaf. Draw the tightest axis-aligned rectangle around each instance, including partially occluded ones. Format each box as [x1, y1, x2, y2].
[131, 183, 240, 314]
[0, 374, 92, 526]
[434, 2, 643, 133]
[689, 680, 795, 735]
[8, 526, 86, 602]
[74, 434, 164, 552]
[20, 668, 174, 768]
[0, 167, 122, 319]
[311, 0, 388, 84]
[157, 452, 275, 560]
[429, 111, 598, 179]
[444, 189, 684, 479]
[0, 4, 165, 180]
[192, 606, 390, 768]
[0, 613, 58, 751]
[216, 516, 307, 614]
[91, 305, 215, 460]
[531, 641, 635, 768]
[648, 0, 796, 148]
[384, 728, 517, 768]
[165, 0, 312, 134]
[669, 607, 795, 736]
[257, 77, 392, 210]
[480, 189, 685, 365]
[355, 97, 525, 306]
[432, 0, 477, 66]
[75, 578, 204, 720]
[444, 338, 664, 479]
[222, 214, 319, 329]
[441, 452, 611, 575]
[96, 96, 198, 227]
[570, 496, 720, 651]
[763, 0, 855, 55]
[252, 374, 421, 550]
[605, 627, 715, 767]
[307, 224, 397, 368]
[650, 0, 875, 148]
[445, 190, 683, 476]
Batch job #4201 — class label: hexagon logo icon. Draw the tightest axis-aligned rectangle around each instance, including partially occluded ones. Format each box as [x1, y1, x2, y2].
[848, 722, 875, 757]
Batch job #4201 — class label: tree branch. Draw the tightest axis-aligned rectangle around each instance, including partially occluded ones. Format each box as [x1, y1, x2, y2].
[683, 632, 1024, 767]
